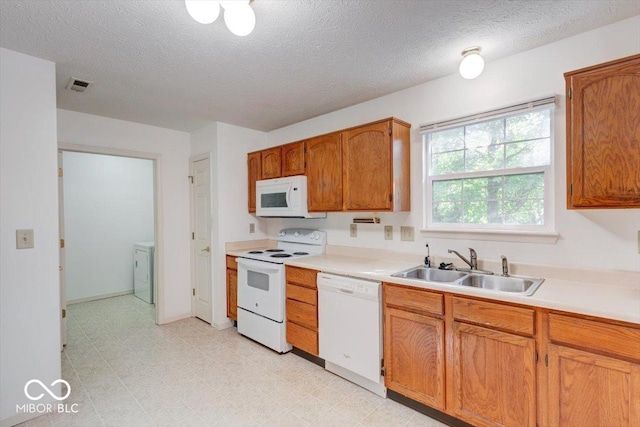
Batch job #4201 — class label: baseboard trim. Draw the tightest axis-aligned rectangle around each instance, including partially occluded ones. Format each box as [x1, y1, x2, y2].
[67, 289, 133, 305]
[158, 312, 192, 325]
[387, 390, 472, 427]
[213, 319, 233, 330]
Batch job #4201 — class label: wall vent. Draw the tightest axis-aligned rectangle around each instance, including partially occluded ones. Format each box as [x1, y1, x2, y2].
[65, 77, 92, 93]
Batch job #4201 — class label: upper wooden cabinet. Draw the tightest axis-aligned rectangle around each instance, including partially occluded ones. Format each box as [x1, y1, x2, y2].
[246, 117, 411, 213]
[565, 54, 640, 209]
[305, 133, 343, 211]
[261, 147, 282, 179]
[247, 151, 261, 213]
[281, 141, 305, 176]
[342, 119, 411, 211]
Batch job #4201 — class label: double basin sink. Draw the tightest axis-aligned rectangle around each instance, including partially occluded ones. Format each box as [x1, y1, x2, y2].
[391, 266, 544, 296]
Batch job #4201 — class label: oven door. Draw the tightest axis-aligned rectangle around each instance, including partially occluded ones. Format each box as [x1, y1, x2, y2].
[236, 257, 285, 322]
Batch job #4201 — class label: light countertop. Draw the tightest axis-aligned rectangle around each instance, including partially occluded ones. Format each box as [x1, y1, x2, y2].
[228, 248, 640, 325]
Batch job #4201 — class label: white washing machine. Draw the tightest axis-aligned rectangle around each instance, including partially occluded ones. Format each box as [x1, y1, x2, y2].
[133, 242, 154, 304]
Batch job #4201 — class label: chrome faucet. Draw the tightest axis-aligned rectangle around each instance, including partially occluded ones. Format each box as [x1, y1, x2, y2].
[501, 255, 509, 277]
[448, 248, 478, 270]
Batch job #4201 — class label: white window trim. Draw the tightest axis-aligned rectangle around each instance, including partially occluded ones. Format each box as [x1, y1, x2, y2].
[420, 96, 558, 243]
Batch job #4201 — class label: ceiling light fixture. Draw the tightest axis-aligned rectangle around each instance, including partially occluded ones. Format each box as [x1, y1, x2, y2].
[459, 47, 485, 80]
[185, 0, 256, 36]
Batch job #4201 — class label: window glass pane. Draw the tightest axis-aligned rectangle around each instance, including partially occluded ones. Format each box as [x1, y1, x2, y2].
[505, 138, 550, 168]
[463, 176, 503, 201]
[505, 110, 550, 142]
[465, 144, 505, 172]
[430, 128, 464, 154]
[503, 199, 544, 225]
[432, 201, 463, 223]
[432, 180, 462, 201]
[426, 107, 551, 228]
[504, 173, 544, 199]
[431, 150, 464, 176]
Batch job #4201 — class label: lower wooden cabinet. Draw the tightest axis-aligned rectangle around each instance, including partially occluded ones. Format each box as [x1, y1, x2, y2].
[546, 312, 640, 427]
[382, 282, 640, 427]
[547, 344, 640, 427]
[384, 306, 445, 410]
[225, 255, 237, 321]
[285, 266, 319, 355]
[451, 321, 536, 427]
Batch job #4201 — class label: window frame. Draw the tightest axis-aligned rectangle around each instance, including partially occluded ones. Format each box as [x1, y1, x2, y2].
[422, 102, 556, 234]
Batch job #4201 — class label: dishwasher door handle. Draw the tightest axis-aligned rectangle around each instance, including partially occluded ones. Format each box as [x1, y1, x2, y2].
[338, 288, 354, 294]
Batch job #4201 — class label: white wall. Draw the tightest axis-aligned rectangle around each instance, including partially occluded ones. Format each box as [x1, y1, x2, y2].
[0, 48, 61, 425]
[266, 16, 640, 272]
[57, 109, 192, 323]
[191, 122, 267, 327]
[63, 152, 154, 302]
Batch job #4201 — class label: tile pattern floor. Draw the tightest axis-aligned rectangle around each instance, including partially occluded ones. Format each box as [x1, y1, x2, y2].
[20, 295, 447, 427]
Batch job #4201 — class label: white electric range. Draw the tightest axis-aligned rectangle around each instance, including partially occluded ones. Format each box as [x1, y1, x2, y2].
[235, 228, 326, 353]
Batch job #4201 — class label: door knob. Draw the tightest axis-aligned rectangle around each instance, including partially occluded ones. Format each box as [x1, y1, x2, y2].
[201, 246, 210, 252]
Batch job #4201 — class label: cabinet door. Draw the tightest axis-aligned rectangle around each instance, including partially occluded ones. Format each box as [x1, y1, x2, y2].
[306, 133, 343, 211]
[281, 142, 305, 176]
[226, 268, 237, 320]
[247, 152, 261, 213]
[384, 307, 445, 410]
[566, 54, 640, 208]
[452, 321, 536, 427]
[548, 344, 640, 427]
[261, 147, 282, 179]
[342, 121, 392, 211]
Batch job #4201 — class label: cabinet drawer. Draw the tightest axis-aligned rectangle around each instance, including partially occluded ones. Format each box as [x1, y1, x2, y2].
[286, 299, 318, 329]
[452, 297, 535, 336]
[226, 255, 237, 270]
[384, 284, 443, 316]
[286, 283, 317, 306]
[285, 266, 317, 289]
[286, 321, 318, 355]
[548, 313, 640, 361]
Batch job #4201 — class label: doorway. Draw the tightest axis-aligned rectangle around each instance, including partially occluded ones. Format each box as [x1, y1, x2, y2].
[59, 148, 160, 343]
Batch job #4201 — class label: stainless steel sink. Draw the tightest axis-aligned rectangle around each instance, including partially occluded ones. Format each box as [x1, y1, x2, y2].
[391, 266, 544, 296]
[455, 274, 544, 296]
[391, 267, 467, 283]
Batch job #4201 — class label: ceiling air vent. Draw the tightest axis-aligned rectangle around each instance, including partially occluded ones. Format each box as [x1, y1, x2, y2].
[65, 77, 92, 93]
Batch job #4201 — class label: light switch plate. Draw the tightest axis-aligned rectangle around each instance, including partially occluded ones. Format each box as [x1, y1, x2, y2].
[249, 223, 255, 234]
[16, 229, 34, 249]
[350, 223, 357, 238]
[384, 225, 393, 240]
[400, 226, 415, 241]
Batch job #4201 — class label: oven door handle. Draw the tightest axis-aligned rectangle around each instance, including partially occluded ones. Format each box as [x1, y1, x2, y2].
[236, 257, 283, 272]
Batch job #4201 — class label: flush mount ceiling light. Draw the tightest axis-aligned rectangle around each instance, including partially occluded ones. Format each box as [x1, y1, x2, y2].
[459, 47, 485, 79]
[185, 0, 256, 36]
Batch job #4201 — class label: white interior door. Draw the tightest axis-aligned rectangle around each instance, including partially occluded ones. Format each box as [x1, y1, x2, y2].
[191, 157, 212, 323]
[58, 151, 67, 349]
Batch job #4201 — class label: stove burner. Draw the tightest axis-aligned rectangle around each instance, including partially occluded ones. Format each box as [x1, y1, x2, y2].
[265, 249, 284, 253]
[270, 253, 292, 258]
[247, 250, 263, 254]
[293, 252, 309, 256]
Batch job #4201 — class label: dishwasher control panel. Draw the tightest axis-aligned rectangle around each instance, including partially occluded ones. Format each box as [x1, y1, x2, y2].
[317, 273, 381, 299]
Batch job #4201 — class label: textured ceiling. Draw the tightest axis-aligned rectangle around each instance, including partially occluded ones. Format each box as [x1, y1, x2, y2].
[1, 1, 639, 132]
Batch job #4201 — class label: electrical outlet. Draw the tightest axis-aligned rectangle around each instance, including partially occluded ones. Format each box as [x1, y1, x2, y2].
[16, 229, 34, 249]
[350, 223, 357, 238]
[400, 226, 415, 241]
[384, 225, 393, 240]
[249, 223, 255, 234]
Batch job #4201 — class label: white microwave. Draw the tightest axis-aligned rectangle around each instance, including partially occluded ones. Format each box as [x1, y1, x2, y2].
[256, 176, 326, 218]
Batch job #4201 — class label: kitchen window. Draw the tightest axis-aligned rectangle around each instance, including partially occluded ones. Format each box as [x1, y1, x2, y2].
[421, 97, 557, 237]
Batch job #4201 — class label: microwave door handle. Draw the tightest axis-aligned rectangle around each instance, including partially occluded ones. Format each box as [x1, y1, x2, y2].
[286, 185, 292, 208]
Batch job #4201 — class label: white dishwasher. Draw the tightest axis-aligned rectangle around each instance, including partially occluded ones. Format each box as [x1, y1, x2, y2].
[318, 272, 386, 397]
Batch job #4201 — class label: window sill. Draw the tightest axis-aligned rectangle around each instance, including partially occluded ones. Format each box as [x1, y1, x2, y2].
[419, 228, 559, 244]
